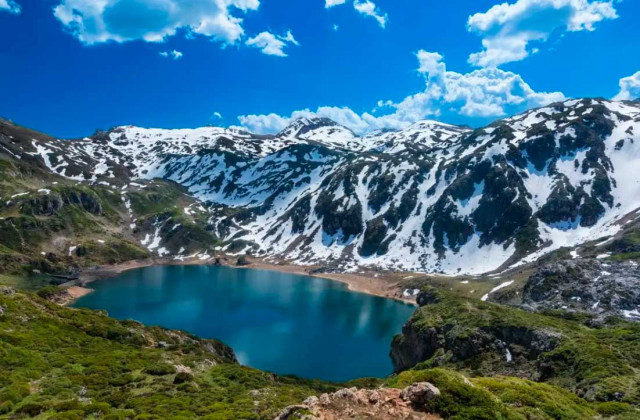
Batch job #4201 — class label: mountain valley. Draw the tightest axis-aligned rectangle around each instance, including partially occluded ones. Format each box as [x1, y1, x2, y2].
[2, 98, 640, 419]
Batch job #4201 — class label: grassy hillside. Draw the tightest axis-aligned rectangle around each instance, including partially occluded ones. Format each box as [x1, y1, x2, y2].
[386, 368, 637, 420]
[0, 155, 219, 286]
[1, 287, 638, 419]
[0, 287, 338, 419]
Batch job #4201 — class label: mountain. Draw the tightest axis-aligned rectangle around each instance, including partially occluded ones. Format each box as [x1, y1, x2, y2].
[2, 98, 640, 275]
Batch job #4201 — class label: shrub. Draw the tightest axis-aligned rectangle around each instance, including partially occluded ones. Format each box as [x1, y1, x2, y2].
[15, 402, 46, 416]
[144, 363, 176, 376]
[50, 411, 85, 420]
[0, 401, 14, 415]
[173, 372, 193, 384]
[36, 285, 60, 299]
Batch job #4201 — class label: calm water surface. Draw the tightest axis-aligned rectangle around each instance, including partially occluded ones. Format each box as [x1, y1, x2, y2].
[72, 266, 415, 382]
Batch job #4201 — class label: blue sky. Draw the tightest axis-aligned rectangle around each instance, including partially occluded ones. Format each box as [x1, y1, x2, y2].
[1, 0, 639, 138]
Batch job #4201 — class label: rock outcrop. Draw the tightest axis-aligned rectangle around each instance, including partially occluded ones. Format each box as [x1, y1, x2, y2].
[275, 383, 442, 420]
[391, 288, 562, 376]
[389, 287, 640, 403]
[521, 259, 640, 321]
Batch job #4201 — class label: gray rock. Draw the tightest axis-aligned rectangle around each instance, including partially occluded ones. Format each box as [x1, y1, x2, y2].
[521, 259, 640, 321]
[0, 286, 14, 295]
[400, 382, 440, 405]
[274, 405, 317, 420]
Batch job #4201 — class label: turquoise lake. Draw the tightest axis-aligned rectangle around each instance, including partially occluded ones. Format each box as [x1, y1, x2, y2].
[72, 265, 416, 382]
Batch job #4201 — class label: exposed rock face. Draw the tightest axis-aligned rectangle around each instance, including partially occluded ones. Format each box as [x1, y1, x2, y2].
[521, 259, 640, 321]
[390, 288, 562, 379]
[274, 384, 442, 420]
[391, 319, 561, 375]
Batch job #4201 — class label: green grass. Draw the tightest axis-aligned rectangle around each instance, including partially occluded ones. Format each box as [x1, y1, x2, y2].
[0, 273, 53, 291]
[384, 368, 639, 420]
[0, 290, 337, 420]
[127, 181, 189, 218]
[1, 287, 639, 419]
[0, 178, 215, 283]
[609, 252, 640, 261]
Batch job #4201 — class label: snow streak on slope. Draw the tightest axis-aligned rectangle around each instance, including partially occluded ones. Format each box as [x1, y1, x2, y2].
[6, 99, 640, 274]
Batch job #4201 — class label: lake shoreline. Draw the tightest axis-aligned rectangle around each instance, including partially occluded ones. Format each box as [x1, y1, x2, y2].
[68, 257, 418, 306]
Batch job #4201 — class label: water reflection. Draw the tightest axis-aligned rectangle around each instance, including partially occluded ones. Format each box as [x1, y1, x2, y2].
[73, 265, 415, 381]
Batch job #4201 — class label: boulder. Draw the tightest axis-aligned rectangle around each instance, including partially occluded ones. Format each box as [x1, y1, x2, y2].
[400, 382, 441, 405]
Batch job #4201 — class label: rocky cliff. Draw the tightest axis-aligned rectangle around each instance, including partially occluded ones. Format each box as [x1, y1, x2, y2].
[390, 288, 640, 404]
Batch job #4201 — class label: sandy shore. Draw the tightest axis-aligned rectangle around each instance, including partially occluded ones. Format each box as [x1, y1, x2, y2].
[246, 262, 417, 305]
[72, 257, 417, 306]
[66, 286, 94, 299]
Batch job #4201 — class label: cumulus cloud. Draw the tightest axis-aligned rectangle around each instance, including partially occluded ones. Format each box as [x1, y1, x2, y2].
[467, 0, 618, 68]
[325, 0, 387, 28]
[238, 113, 290, 133]
[353, 0, 387, 28]
[614, 71, 640, 101]
[159, 49, 183, 60]
[53, 0, 260, 45]
[238, 50, 565, 134]
[0, 0, 21, 14]
[406, 49, 565, 117]
[238, 107, 409, 135]
[245, 30, 299, 57]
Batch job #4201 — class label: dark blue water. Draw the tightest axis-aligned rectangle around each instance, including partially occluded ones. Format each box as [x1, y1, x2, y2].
[72, 265, 415, 382]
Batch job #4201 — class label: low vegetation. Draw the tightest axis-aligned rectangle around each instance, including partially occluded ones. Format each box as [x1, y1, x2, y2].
[0, 288, 337, 419]
[392, 287, 640, 408]
[2, 286, 639, 419]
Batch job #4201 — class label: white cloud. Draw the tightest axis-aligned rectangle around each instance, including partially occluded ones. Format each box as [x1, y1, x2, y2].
[53, 0, 260, 46]
[0, 0, 21, 14]
[238, 112, 290, 133]
[325, 0, 347, 7]
[614, 71, 640, 101]
[325, 0, 387, 28]
[245, 30, 299, 57]
[353, 0, 387, 28]
[468, 0, 618, 68]
[238, 106, 408, 135]
[407, 50, 565, 117]
[238, 50, 565, 134]
[159, 49, 183, 60]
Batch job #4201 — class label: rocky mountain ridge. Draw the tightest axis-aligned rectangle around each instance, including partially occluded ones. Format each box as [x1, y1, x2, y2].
[2, 98, 640, 274]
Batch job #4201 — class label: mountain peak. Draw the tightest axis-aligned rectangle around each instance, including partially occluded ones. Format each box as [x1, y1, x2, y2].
[277, 117, 346, 138]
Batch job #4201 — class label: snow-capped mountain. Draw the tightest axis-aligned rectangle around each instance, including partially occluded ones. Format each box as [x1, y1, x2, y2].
[2, 98, 640, 274]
